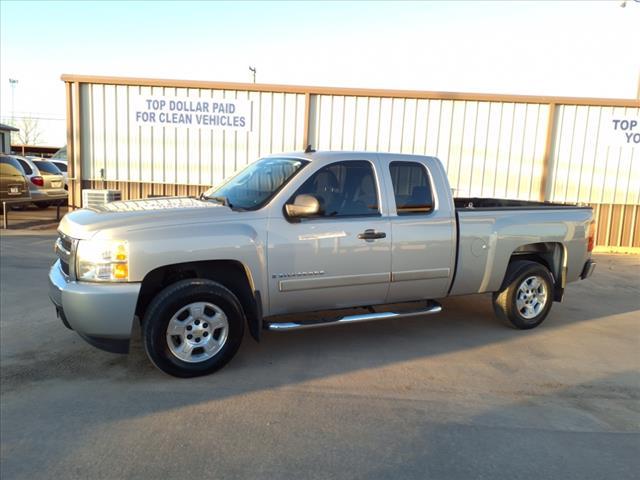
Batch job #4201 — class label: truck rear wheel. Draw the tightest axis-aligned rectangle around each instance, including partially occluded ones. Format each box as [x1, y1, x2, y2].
[492, 261, 554, 330]
[142, 279, 245, 377]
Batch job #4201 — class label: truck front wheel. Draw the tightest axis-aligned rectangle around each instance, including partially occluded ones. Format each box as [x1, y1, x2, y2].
[492, 261, 554, 330]
[142, 279, 245, 377]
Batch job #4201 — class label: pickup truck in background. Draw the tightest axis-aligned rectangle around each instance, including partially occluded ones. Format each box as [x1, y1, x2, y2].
[49, 151, 596, 377]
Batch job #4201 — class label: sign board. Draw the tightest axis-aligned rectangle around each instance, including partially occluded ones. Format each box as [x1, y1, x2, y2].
[132, 93, 252, 131]
[604, 115, 640, 147]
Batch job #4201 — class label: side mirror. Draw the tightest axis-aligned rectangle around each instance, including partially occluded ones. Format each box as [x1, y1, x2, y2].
[285, 194, 320, 218]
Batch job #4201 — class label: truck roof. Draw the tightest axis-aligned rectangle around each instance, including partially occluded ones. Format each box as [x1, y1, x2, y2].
[264, 150, 438, 163]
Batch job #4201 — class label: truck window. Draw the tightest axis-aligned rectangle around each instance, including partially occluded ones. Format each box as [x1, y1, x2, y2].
[389, 161, 434, 215]
[292, 161, 379, 217]
[202, 157, 307, 210]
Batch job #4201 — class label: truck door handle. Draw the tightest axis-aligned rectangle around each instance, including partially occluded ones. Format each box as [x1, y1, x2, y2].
[358, 229, 386, 240]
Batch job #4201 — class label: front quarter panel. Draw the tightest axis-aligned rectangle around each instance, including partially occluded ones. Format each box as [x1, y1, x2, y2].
[108, 217, 269, 311]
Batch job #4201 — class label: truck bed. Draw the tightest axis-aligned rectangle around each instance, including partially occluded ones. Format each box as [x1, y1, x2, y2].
[449, 198, 593, 297]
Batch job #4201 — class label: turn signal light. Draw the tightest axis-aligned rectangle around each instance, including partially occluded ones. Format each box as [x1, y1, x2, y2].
[31, 176, 44, 187]
[112, 263, 128, 280]
[587, 220, 596, 252]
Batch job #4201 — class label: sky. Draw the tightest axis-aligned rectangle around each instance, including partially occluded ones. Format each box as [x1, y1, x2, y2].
[1, 0, 639, 145]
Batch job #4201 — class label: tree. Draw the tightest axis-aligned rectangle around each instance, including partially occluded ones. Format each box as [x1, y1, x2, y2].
[11, 117, 43, 145]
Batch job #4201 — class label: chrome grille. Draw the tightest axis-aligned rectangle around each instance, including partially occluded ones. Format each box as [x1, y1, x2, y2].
[55, 232, 75, 278]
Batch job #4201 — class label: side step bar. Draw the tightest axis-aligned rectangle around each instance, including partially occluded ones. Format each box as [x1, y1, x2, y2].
[266, 301, 442, 332]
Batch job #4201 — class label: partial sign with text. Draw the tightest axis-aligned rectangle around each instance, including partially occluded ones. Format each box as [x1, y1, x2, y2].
[604, 115, 640, 147]
[132, 94, 252, 131]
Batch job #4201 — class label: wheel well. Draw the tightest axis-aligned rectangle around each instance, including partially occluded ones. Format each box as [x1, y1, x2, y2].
[135, 260, 262, 341]
[507, 242, 566, 301]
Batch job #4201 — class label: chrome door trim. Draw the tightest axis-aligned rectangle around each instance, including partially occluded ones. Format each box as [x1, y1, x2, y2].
[278, 272, 391, 292]
[391, 268, 451, 282]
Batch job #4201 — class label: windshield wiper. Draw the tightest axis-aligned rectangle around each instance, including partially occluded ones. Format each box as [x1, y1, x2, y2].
[200, 193, 233, 208]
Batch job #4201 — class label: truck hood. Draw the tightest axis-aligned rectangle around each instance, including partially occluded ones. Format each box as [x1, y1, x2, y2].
[59, 197, 234, 239]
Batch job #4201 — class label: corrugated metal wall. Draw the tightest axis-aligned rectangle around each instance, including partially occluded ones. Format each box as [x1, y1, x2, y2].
[80, 84, 306, 187]
[310, 96, 550, 200]
[64, 76, 639, 250]
[548, 104, 639, 205]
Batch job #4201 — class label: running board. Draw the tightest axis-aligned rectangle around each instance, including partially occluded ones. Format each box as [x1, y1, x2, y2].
[266, 301, 442, 332]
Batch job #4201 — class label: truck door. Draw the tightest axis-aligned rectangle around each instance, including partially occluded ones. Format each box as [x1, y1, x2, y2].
[267, 160, 391, 315]
[385, 159, 456, 302]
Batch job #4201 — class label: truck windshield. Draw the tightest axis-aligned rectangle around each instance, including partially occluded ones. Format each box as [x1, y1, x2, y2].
[202, 157, 308, 210]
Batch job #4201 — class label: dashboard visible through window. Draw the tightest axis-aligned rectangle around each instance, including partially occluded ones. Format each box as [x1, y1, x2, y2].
[202, 157, 307, 210]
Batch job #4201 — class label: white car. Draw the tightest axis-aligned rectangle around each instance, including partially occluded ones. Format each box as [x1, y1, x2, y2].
[48, 159, 68, 189]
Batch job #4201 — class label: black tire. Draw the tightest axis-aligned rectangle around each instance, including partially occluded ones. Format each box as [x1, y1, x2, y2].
[142, 279, 245, 377]
[492, 261, 554, 330]
[34, 202, 50, 209]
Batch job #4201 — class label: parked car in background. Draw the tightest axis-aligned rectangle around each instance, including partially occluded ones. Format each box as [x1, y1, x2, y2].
[0, 155, 31, 204]
[47, 159, 68, 189]
[11, 155, 67, 208]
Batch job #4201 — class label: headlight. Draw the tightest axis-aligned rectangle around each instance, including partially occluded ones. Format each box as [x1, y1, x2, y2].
[76, 240, 129, 282]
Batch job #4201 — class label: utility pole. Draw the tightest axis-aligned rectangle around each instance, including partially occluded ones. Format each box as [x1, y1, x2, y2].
[249, 66, 256, 84]
[9, 78, 18, 123]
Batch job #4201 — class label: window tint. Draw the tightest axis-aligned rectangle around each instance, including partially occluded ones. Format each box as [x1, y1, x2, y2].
[292, 161, 379, 217]
[53, 162, 67, 172]
[389, 161, 434, 215]
[16, 159, 32, 175]
[33, 160, 61, 174]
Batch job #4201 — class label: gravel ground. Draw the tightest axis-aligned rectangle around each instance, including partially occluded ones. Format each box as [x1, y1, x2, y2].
[1, 233, 639, 479]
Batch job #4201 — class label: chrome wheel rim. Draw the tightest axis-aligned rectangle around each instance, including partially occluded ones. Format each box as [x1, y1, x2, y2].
[516, 275, 547, 320]
[166, 302, 229, 363]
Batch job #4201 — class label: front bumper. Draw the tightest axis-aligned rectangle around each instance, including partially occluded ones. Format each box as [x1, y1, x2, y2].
[48, 260, 141, 353]
[580, 259, 596, 280]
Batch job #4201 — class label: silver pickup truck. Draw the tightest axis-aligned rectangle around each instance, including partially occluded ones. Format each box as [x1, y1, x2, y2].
[49, 151, 596, 377]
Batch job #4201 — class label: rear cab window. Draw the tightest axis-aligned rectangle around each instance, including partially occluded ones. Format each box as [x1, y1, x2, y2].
[389, 161, 435, 215]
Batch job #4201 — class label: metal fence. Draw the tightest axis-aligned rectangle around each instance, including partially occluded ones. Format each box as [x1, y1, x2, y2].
[62, 75, 640, 250]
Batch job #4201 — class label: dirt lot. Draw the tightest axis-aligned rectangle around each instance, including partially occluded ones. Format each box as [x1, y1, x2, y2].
[1, 231, 639, 480]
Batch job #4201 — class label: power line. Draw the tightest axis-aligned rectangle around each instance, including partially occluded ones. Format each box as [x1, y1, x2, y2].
[0, 115, 65, 122]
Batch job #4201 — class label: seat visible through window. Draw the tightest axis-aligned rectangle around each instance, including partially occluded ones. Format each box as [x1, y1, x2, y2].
[389, 161, 434, 214]
[292, 161, 379, 217]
